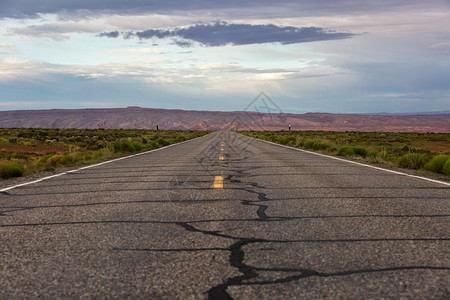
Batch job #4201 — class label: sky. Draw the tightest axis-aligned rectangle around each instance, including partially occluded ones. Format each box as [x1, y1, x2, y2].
[0, 0, 449, 114]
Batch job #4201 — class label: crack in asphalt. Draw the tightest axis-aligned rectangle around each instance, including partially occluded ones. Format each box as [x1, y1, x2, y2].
[174, 161, 449, 299]
[1, 132, 448, 299]
[173, 134, 450, 299]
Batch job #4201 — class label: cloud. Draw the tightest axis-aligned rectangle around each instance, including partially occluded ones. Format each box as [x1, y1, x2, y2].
[10, 21, 106, 40]
[98, 31, 119, 38]
[101, 21, 354, 46]
[103, 48, 163, 54]
[0, 0, 445, 19]
[0, 42, 18, 54]
[172, 39, 194, 48]
[0, 43, 15, 48]
[429, 41, 450, 48]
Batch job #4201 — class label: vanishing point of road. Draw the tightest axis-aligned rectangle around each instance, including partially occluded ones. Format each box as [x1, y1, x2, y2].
[1, 132, 449, 299]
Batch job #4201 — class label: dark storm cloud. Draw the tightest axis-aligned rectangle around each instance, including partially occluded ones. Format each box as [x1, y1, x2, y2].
[102, 22, 354, 46]
[97, 31, 120, 38]
[0, 0, 442, 19]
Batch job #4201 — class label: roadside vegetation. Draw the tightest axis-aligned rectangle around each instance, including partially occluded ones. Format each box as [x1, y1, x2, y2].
[240, 130, 450, 178]
[0, 128, 211, 180]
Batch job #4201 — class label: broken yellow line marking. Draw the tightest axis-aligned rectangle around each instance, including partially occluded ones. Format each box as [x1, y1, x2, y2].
[212, 176, 223, 189]
[221, 148, 224, 151]
[219, 156, 224, 160]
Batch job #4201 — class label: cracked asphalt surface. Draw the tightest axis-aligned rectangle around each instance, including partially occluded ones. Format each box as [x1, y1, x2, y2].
[0, 131, 449, 299]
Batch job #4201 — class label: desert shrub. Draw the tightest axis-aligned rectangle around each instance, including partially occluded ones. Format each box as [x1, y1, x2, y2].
[269, 135, 279, 143]
[278, 137, 288, 145]
[442, 159, 450, 176]
[285, 136, 296, 146]
[61, 154, 75, 165]
[297, 138, 306, 147]
[38, 153, 56, 165]
[367, 150, 378, 158]
[96, 142, 106, 149]
[379, 150, 390, 160]
[147, 141, 159, 149]
[337, 146, 355, 157]
[92, 151, 104, 159]
[398, 153, 428, 170]
[133, 143, 142, 152]
[11, 152, 28, 160]
[46, 155, 63, 167]
[352, 146, 368, 157]
[0, 162, 25, 179]
[174, 135, 186, 143]
[0, 137, 9, 144]
[326, 146, 337, 152]
[156, 138, 170, 147]
[424, 154, 449, 174]
[304, 140, 315, 149]
[311, 141, 326, 151]
[113, 140, 142, 153]
[367, 150, 379, 163]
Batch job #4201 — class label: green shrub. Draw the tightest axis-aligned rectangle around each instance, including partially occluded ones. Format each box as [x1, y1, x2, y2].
[337, 146, 355, 156]
[368, 150, 378, 158]
[398, 153, 428, 170]
[424, 154, 449, 174]
[156, 138, 170, 147]
[326, 146, 337, 152]
[297, 138, 306, 147]
[0, 162, 25, 179]
[46, 155, 63, 167]
[311, 141, 326, 151]
[285, 136, 296, 146]
[443, 159, 450, 176]
[304, 140, 316, 149]
[37, 153, 56, 166]
[133, 143, 142, 152]
[61, 154, 75, 165]
[147, 141, 159, 149]
[352, 146, 368, 157]
[113, 140, 142, 153]
[174, 135, 186, 143]
[278, 137, 287, 145]
[270, 135, 279, 143]
[379, 150, 390, 160]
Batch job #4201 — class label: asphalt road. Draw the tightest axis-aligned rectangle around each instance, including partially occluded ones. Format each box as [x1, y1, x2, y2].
[0, 131, 449, 299]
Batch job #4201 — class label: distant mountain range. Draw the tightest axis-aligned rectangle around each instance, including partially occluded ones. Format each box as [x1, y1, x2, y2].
[0, 107, 449, 133]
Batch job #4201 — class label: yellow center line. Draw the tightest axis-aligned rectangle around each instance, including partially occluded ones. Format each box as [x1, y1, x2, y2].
[221, 148, 224, 151]
[219, 156, 224, 160]
[212, 176, 223, 189]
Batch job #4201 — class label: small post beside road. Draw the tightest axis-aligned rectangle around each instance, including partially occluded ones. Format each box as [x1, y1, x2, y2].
[289, 125, 291, 135]
[156, 125, 159, 138]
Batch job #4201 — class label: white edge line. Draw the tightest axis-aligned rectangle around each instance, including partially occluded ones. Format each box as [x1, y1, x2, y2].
[250, 136, 450, 187]
[0, 133, 212, 193]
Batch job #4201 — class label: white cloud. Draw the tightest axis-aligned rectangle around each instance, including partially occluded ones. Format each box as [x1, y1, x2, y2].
[104, 14, 196, 31]
[429, 41, 450, 48]
[0, 42, 18, 55]
[103, 48, 164, 55]
[8, 18, 110, 40]
[0, 43, 15, 48]
[365, 93, 409, 98]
